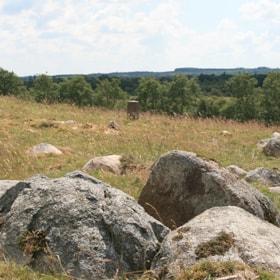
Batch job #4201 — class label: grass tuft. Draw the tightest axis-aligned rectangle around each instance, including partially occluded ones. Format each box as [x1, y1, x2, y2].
[176, 261, 258, 280]
[19, 230, 47, 263]
[195, 231, 234, 259]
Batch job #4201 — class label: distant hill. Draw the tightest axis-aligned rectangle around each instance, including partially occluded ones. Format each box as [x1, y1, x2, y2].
[174, 67, 280, 76]
[87, 67, 280, 78]
[21, 67, 280, 80]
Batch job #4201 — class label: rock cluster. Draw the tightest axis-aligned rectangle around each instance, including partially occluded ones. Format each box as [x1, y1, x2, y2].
[1, 150, 280, 279]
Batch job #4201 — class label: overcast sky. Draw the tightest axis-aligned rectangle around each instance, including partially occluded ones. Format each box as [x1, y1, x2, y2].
[1, 0, 280, 76]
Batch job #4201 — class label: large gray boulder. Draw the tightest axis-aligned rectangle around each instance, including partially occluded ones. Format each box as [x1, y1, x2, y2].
[0, 180, 19, 197]
[82, 155, 123, 174]
[27, 143, 63, 155]
[151, 206, 280, 279]
[138, 150, 280, 228]
[226, 165, 247, 177]
[0, 171, 169, 279]
[245, 167, 280, 187]
[262, 132, 280, 157]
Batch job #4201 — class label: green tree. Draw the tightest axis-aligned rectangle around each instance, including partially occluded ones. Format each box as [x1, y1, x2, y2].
[119, 77, 140, 96]
[32, 74, 59, 103]
[168, 74, 201, 114]
[159, 81, 172, 113]
[196, 97, 220, 118]
[94, 78, 128, 109]
[225, 73, 258, 121]
[198, 73, 232, 96]
[136, 77, 162, 112]
[59, 76, 94, 106]
[0, 68, 26, 96]
[262, 72, 280, 124]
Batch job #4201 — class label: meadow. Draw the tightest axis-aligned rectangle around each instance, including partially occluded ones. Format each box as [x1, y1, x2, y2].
[1, 96, 280, 195]
[1, 95, 280, 279]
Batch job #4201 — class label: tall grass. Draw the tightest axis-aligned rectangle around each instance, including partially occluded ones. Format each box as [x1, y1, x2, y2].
[1, 96, 280, 279]
[0, 261, 69, 280]
[1, 96, 280, 192]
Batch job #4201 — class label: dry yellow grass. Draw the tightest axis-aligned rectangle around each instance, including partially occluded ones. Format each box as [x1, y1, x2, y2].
[0, 261, 70, 280]
[1, 95, 280, 195]
[1, 95, 280, 279]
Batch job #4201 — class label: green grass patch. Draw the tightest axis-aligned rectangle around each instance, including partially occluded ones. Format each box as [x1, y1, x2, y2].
[175, 261, 279, 280]
[0, 261, 69, 280]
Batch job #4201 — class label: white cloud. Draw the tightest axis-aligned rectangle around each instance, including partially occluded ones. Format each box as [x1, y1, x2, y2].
[1, 0, 280, 75]
[241, 0, 280, 23]
[9, 0, 182, 74]
[217, 18, 238, 31]
[164, 0, 280, 69]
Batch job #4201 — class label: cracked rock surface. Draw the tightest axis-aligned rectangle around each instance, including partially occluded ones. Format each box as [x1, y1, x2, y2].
[0, 171, 169, 279]
[138, 150, 280, 228]
[151, 206, 280, 279]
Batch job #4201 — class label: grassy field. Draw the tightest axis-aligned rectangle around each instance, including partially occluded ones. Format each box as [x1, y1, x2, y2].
[1, 95, 280, 279]
[1, 96, 280, 197]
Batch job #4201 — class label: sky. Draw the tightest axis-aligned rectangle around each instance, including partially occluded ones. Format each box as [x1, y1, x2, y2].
[1, 0, 280, 76]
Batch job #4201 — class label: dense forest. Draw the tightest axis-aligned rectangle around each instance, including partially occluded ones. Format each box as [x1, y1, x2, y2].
[1, 67, 280, 125]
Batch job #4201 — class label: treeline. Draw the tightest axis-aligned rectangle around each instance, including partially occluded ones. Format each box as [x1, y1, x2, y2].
[1, 67, 280, 125]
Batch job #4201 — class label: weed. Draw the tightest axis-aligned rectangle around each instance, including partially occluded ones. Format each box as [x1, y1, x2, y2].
[0, 261, 69, 280]
[120, 154, 138, 174]
[176, 261, 257, 280]
[195, 231, 234, 259]
[19, 230, 47, 262]
[257, 268, 280, 280]
[253, 182, 280, 211]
